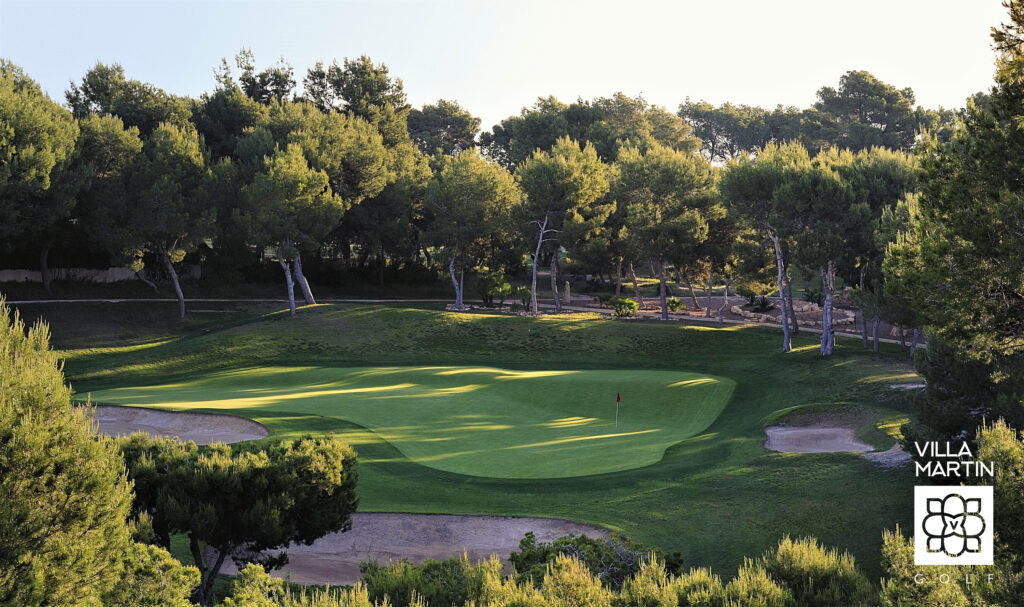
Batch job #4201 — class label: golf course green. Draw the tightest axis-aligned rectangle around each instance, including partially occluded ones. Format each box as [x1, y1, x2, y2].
[86, 366, 734, 478]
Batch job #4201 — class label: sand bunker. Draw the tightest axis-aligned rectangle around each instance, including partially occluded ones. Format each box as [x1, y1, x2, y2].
[764, 425, 875, 453]
[764, 421, 912, 467]
[862, 444, 913, 467]
[214, 513, 610, 586]
[89, 405, 268, 444]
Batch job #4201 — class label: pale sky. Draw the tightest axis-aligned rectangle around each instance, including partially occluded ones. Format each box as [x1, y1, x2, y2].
[0, 0, 1008, 130]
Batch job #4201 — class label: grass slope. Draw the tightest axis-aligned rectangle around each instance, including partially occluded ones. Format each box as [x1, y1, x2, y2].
[17, 300, 921, 580]
[85, 366, 733, 478]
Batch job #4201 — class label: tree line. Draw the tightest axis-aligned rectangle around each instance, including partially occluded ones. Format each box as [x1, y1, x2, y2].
[1, 51, 951, 356]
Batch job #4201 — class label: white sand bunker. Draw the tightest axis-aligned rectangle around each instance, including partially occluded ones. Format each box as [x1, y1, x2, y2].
[764, 425, 874, 453]
[215, 513, 610, 586]
[90, 405, 269, 445]
[764, 414, 912, 468]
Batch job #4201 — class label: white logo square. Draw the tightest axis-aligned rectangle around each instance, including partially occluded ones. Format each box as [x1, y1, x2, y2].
[914, 485, 993, 566]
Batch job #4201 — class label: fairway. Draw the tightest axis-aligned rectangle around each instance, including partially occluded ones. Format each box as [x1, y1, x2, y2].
[86, 366, 734, 478]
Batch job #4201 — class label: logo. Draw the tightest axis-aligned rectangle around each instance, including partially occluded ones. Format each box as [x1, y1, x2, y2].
[915, 486, 993, 565]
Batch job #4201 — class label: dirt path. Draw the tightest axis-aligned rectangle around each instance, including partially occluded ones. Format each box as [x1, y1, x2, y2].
[88, 405, 268, 444]
[212, 513, 610, 586]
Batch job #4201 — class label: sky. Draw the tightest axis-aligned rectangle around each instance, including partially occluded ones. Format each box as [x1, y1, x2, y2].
[0, 0, 1010, 130]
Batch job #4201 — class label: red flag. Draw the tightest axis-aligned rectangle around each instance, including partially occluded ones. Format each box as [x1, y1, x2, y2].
[617, 393, 621, 402]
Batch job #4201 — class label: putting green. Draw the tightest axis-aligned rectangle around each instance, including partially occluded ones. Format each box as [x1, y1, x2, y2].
[86, 366, 734, 478]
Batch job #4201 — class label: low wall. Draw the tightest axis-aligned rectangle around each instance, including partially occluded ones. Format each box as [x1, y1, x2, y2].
[0, 265, 200, 284]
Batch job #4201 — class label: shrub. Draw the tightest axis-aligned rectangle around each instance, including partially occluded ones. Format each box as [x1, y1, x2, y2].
[0, 301, 185, 605]
[541, 553, 613, 607]
[616, 557, 678, 607]
[360, 555, 495, 607]
[672, 567, 725, 607]
[511, 532, 681, 591]
[667, 297, 685, 313]
[750, 295, 775, 313]
[474, 271, 512, 305]
[804, 286, 825, 307]
[759, 536, 874, 607]
[878, 529, 984, 607]
[224, 563, 380, 607]
[609, 296, 640, 318]
[723, 561, 793, 607]
[515, 285, 532, 309]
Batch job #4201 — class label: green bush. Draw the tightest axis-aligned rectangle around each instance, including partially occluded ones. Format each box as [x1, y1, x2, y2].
[224, 563, 380, 607]
[0, 301, 197, 606]
[750, 295, 775, 313]
[541, 553, 613, 607]
[723, 561, 793, 607]
[615, 557, 677, 607]
[515, 285, 532, 309]
[359, 555, 494, 607]
[804, 286, 825, 307]
[609, 296, 640, 318]
[511, 532, 682, 591]
[667, 297, 685, 313]
[474, 271, 512, 305]
[878, 529, 987, 607]
[672, 567, 725, 606]
[760, 536, 874, 607]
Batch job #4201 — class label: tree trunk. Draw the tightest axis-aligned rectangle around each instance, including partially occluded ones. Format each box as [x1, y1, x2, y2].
[615, 258, 623, 297]
[379, 244, 386, 286]
[292, 252, 316, 305]
[356, 246, 370, 269]
[530, 218, 545, 316]
[550, 253, 562, 313]
[190, 537, 227, 606]
[161, 249, 186, 319]
[459, 267, 465, 309]
[658, 260, 668, 320]
[135, 269, 160, 294]
[910, 328, 920, 359]
[898, 326, 907, 351]
[188, 535, 226, 605]
[767, 228, 792, 352]
[872, 318, 881, 352]
[783, 276, 799, 333]
[278, 245, 297, 317]
[684, 274, 700, 310]
[448, 254, 463, 310]
[40, 239, 53, 294]
[819, 260, 836, 356]
[705, 271, 714, 318]
[717, 279, 731, 324]
[860, 310, 869, 349]
[629, 262, 644, 308]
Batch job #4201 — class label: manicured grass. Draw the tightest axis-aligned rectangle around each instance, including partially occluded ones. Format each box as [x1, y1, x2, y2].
[19, 300, 920, 580]
[86, 366, 733, 478]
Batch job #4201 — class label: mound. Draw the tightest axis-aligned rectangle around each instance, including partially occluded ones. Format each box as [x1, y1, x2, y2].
[88, 404, 269, 444]
[85, 366, 735, 478]
[213, 513, 610, 586]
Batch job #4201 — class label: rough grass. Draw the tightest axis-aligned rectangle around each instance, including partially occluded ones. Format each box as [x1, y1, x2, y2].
[16, 300, 920, 581]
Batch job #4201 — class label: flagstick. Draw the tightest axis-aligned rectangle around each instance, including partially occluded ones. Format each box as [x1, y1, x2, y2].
[615, 400, 619, 428]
